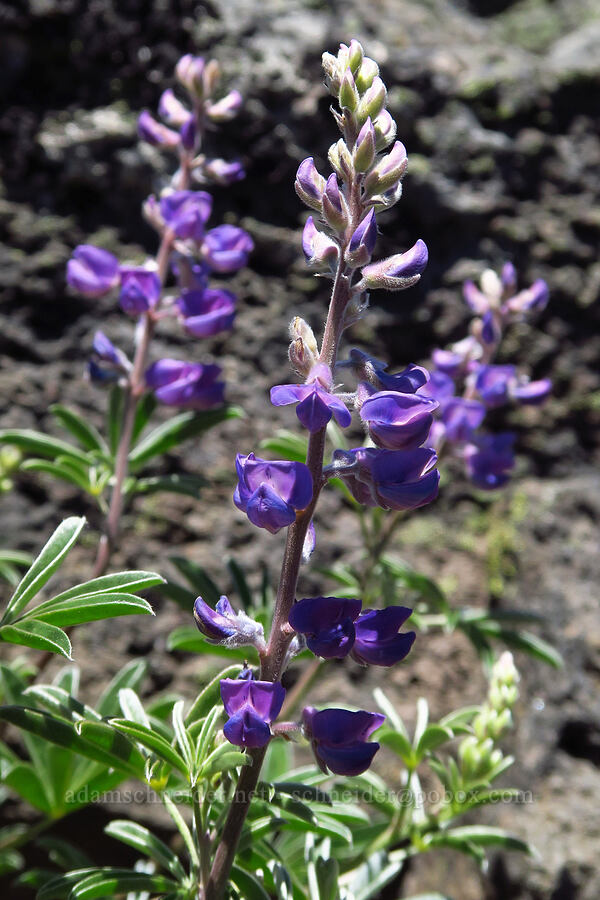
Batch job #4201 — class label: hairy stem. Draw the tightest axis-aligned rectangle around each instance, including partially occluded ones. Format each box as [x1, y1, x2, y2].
[204, 260, 353, 900]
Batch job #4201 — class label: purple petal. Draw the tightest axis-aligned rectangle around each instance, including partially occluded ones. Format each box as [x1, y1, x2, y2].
[67, 245, 120, 298]
[512, 378, 552, 405]
[194, 596, 236, 642]
[315, 740, 380, 776]
[160, 191, 213, 241]
[246, 484, 296, 533]
[224, 709, 272, 748]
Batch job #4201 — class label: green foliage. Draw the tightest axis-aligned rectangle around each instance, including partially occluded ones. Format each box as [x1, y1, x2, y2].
[0, 517, 161, 658]
[0, 401, 243, 510]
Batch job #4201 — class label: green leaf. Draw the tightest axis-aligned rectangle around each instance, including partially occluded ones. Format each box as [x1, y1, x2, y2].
[20, 459, 92, 494]
[477, 623, 563, 668]
[172, 700, 195, 774]
[130, 473, 208, 498]
[3, 762, 52, 813]
[0, 707, 145, 779]
[0, 430, 91, 466]
[162, 792, 199, 869]
[226, 557, 253, 610]
[415, 725, 454, 759]
[169, 557, 221, 604]
[314, 855, 339, 900]
[66, 869, 178, 899]
[0, 619, 71, 659]
[96, 660, 147, 717]
[381, 558, 449, 612]
[438, 706, 480, 732]
[426, 825, 533, 855]
[108, 718, 189, 776]
[36, 835, 92, 870]
[104, 820, 186, 881]
[48, 571, 163, 604]
[129, 406, 243, 470]
[131, 392, 158, 445]
[373, 688, 410, 737]
[377, 728, 415, 766]
[3, 517, 85, 623]
[200, 744, 251, 779]
[230, 865, 270, 900]
[259, 430, 308, 463]
[107, 386, 125, 457]
[32, 592, 154, 628]
[118, 688, 150, 728]
[50, 405, 108, 454]
[23, 685, 101, 722]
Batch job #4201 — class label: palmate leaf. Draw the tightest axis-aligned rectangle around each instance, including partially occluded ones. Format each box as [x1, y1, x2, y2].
[31, 591, 154, 628]
[2, 517, 85, 624]
[0, 430, 91, 467]
[128, 405, 243, 471]
[50, 571, 163, 604]
[0, 706, 146, 780]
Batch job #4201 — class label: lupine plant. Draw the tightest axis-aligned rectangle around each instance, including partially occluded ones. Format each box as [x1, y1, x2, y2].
[0, 40, 556, 900]
[0, 54, 251, 578]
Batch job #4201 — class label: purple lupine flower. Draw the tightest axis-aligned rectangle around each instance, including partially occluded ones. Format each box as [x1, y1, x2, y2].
[322, 173, 348, 231]
[504, 278, 549, 315]
[432, 348, 464, 377]
[354, 118, 376, 172]
[270, 363, 352, 433]
[331, 446, 440, 511]
[138, 111, 180, 148]
[92, 331, 129, 369]
[512, 378, 552, 405]
[346, 209, 377, 267]
[481, 310, 500, 345]
[158, 88, 189, 126]
[295, 158, 326, 210]
[146, 359, 224, 410]
[442, 398, 486, 443]
[360, 391, 438, 450]
[194, 595, 265, 648]
[302, 217, 339, 268]
[501, 261, 517, 293]
[373, 362, 429, 394]
[417, 370, 455, 405]
[356, 239, 428, 292]
[203, 158, 245, 185]
[289, 597, 362, 658]
[177, 288, 236, 337]
[221, 676, 285, 748]
[352, 607, 415, 667]
[475, 365, 516, 408]
[160, 190, 213, 241]
[206, 90, 243, 122]
[463, 280, 489, 315]
[175, 54, 205, 94]
[303, 707, 384, 776]
[180, 116, 196, 151]
[463, 433, 515, 490]
[363, 140, 408, 194]
[119, 267, 161, 316]
[234, 453, 313, 534]
[67, 245, 120, 298]
[202, 225, 254, 273]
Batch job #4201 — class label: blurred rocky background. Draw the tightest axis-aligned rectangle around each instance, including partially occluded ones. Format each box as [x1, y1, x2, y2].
[1, 0, 600, 897]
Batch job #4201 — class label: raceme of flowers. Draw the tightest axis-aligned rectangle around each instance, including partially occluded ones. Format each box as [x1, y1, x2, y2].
[66, 54, 253, 411]
[193, 40, 446, 778]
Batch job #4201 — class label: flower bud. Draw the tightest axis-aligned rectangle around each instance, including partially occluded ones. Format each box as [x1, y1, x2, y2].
[138, 111, 180, 148]
[328, 140, 354, 184]
[322, 51, 342, 94]
[353, 118, 376, 172]
[288, 317, 319, 376]
[202, 158, 245, 185]
[158, 89, 190, 126]
[501, 261, 517, 294]
[364, 141, 408, 196]
[176, 54, 205, 96]
[322, 173, 349, 232]
[339, 68, 359, 111]
[373, 110, 397, 150]
[302, 217, 339, 270]
[357, 77, 387, 124]
[345, 209, 377, 268]
[202, 59, 221, 98]
[480, 267, 502, 304]
[347, 39, 364, 74]
[356, 239, 428, 292]
[206, 90, 243, 122]
[180, 116, 196, 151]
[295, 157, 326, 211]
[355, 57, 379, 93]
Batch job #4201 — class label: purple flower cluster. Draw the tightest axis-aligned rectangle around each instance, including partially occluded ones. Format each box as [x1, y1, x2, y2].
[220, 672, 285, 749]
[420, 264, 551, 489]
[66, 54, 253, 412]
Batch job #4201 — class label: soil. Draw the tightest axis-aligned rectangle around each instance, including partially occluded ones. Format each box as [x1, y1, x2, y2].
[1, 0, 600, 898]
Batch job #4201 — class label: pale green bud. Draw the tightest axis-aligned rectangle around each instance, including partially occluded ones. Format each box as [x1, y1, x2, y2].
[373, 110, 397, 150]
[363, 141, 408, 196]
[347, 40, 364, 75]
[202, 59, 221, 98]
[322, 52, 341, 94]
[355, 57, 379, 93]
[353, 118, 376, 172]
[328, 139, 354, 184]
[357, 76, 387, 124]
[288, 317, 319, 376]
[339, 68, 359, 111]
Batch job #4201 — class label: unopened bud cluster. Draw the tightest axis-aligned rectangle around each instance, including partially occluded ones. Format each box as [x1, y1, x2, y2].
[458, 652, 519, 783]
